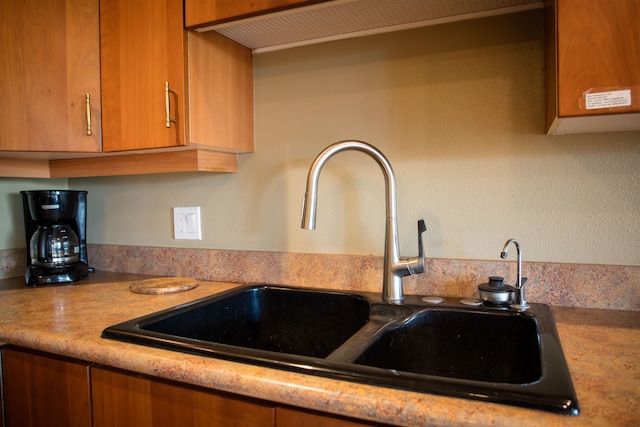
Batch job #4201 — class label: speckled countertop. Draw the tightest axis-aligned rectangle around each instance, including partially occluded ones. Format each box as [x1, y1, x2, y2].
[0, 271, 638, 426]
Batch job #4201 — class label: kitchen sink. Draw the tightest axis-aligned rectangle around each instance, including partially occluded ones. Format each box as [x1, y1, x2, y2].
[140, 285, 370, 358]
[102, 284, 579, 416]
[354, 308, 541, 384]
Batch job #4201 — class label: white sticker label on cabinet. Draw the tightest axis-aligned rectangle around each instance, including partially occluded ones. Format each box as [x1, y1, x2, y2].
[585, 89, 632, 110]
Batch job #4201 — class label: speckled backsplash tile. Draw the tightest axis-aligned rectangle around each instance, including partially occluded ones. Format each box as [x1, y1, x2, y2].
[86, 244, 639, 311]
[2, 245, 638, 311]
[0, 249, 25, 279]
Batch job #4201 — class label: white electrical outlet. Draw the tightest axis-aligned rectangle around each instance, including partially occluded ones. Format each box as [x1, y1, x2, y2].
[173, 207, 202, 240]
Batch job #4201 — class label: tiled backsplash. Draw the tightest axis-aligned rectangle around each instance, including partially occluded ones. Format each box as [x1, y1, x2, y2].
[2, 244, 638, 311]
[0, 249, 24, 280]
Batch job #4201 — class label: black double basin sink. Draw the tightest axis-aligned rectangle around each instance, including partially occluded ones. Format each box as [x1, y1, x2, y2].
[102, 284, 579, 415]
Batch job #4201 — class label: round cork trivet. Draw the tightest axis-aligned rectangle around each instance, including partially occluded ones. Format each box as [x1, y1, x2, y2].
[129, 277, 198, 295]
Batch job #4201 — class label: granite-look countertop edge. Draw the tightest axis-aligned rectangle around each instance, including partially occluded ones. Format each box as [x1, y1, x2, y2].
[0, 272, 638, 426]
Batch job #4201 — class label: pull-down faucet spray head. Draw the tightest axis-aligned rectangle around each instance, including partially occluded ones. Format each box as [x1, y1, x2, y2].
[301, 191, 317, 230]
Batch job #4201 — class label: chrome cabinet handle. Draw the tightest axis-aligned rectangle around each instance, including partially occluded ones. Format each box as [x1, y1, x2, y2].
[165, 82, 177, 128]
[85, 93, 92, 136]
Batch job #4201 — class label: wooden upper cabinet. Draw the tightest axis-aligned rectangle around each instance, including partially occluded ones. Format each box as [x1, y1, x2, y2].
[185, 0, 329, 28]
[0, 0, 101, 152]
[187, 30, 254, 152]
[100, 0, 253, 153]
[100, 0, 187, 152]
[545, 0, 640, 134]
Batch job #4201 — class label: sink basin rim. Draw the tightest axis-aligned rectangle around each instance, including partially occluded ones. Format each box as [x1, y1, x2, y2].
[101, 283, 579, 416]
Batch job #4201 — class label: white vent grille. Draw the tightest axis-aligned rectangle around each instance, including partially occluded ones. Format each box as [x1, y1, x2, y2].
[199, 0, 543, 53]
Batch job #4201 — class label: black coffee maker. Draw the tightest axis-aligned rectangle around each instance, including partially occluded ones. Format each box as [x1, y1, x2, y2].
[21, 190, 90, 285]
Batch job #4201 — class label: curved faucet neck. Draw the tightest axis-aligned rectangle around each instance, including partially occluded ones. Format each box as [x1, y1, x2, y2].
[301, 140, 397, 230]
[301, 140, 414, 303]
[501, 239, 521, 289]
[501, 238, 529, 310]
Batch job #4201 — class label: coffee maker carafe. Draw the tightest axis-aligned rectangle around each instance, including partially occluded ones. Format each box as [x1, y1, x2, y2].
[21, 190, 90, 285]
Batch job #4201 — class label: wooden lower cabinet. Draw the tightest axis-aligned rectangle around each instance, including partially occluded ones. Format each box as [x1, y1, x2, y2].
[1, 347, 385, 427]
[0, 361, 2, 427]
[92, 367, 387, 427]
[91, 366, 274, 427]
[1, 347, 92, 427]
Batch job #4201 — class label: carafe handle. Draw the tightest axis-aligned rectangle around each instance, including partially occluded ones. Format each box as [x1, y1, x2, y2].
[38, 228, 52, 263]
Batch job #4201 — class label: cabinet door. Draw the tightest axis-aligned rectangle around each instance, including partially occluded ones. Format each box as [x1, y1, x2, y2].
[0, 0, 101, 152]
[1, 347, 92, 427]
[91, 366, 275, 427]
[0, 349, 3, 427]
[185, 0, 326, 28]
[555, 0, 640, 118]
[100, 0, 187, 152]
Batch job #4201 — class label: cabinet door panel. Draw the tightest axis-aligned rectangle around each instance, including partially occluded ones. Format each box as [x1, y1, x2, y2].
[100, 0, 187, 151]
[556, 0, 640, 117]
[1, 347, 91, 427]
[0, 0, 101, 152]
[91, 366, 274, 427]
[188, 30, 254, 152]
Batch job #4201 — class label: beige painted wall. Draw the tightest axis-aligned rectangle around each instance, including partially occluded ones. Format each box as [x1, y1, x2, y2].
[0, 179, 68, 250]
[2, 10, 638, 265]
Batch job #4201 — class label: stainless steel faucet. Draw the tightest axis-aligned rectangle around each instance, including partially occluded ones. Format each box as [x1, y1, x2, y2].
[500, 238, 530, 310]
[300, 140, 426, 303]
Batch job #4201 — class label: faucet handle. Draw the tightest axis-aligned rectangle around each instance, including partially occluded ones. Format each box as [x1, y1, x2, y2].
[411, 219, 427, 274]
